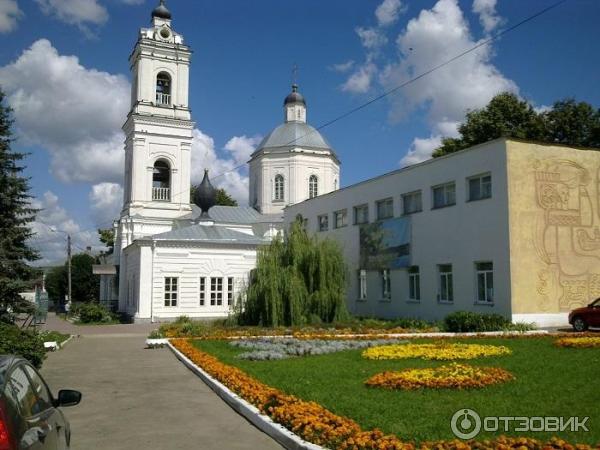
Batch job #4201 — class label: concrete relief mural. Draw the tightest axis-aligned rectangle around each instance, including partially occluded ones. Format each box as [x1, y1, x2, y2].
[533, 159, 600, 311]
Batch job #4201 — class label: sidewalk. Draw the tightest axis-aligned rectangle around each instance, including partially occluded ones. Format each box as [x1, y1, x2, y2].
[40, 312, 159, 336]
[41, 334, 282, 450]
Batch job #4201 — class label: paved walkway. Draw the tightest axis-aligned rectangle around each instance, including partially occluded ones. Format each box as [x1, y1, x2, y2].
[41, 335, 282, 449]
[39, 312, 159, 336]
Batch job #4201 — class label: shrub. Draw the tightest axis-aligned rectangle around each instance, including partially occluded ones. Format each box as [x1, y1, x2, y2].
[71, 302, 114, 324]
[443, 311, 510, 332]
[0, 323, 46, 368]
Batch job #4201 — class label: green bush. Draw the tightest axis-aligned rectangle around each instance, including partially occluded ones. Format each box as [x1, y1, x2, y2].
[39, 330, 70, 344]
[443, 311, 510, 332]
[0, 323, 46, 368]
[71, 302, 114, 324]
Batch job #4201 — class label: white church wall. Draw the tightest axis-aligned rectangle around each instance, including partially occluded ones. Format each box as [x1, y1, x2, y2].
[285, 139, 512, 322]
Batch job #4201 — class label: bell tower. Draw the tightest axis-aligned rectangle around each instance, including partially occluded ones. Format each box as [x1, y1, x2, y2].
[118, 0, 194, 252]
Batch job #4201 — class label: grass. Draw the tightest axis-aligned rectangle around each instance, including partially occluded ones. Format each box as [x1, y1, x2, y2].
[39, 330, 70, 344]
[192, 337, 599, 445]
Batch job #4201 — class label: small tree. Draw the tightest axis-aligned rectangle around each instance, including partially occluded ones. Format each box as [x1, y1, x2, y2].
[0, 88, 39, 323]
[98, 228, 115, 254]
[70, 253, 99, 303]
[239, 220, 349, 327]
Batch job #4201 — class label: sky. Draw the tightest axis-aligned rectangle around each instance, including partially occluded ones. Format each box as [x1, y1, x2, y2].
[0, 0, 598, 265]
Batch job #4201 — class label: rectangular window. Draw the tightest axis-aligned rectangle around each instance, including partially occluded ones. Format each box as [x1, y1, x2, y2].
[210, 277, 223, 306]
[353, 204, 369, 225]
[402, 191, 422, 215]
[334, 209, 348, 228]
[358, 269, 367, 300]
[408, 266, 420, 301]
[376, 198, 394, 220]
[227, 277, 234, 306]
[199, 277, 206, 306]
[432, 182, 456, 209]
[318, 214, 329, 232]
[438, 264, 453, 302]
[381, 269, 391, 300]
[164, 277, 178, 307]
[468, 174, 492, 201]
[476, 262, 494, 303]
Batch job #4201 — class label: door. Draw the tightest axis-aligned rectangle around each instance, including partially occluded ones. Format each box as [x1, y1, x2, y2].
[5, 365, 58, 450]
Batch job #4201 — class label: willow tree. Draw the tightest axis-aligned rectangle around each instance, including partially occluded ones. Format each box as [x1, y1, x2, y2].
[239, 220, 348, 327]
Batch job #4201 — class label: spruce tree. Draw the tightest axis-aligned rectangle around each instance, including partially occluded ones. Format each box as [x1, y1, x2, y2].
[0, 88, 39, 323]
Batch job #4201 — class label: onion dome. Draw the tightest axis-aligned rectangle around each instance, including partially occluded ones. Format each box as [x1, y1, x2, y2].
[151, 0, 172, 20]
[284, 84, 306, 106]
[194, 169, 216, 218]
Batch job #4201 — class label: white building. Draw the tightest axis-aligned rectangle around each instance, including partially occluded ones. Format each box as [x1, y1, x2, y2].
[285, 138, 600, 327]
[99, 1, 340, 322]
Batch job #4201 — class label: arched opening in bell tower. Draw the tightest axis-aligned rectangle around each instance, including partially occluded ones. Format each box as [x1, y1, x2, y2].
[152, 159, 171, 201]
[156, 72, 172, 105]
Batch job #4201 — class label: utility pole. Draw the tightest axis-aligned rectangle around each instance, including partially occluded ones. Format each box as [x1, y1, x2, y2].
[67, 234, 72, 311]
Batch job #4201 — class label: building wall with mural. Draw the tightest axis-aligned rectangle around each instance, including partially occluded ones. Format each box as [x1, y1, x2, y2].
[507, 141, 600, 324]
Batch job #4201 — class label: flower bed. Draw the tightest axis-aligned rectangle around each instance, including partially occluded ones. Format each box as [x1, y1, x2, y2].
[555, 336, 600, 348]
[362, 343, 511, 361]
[171, 339, 592, 450]
[231, 338, 407, 360]
[365, 363, 514, 390]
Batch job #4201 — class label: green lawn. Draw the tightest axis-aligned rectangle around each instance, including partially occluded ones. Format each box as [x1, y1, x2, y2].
[193, 337, 599, 445]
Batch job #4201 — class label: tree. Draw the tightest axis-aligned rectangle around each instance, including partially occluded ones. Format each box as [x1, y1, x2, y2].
[98, 228, 115, 254]
[45, 265, 67, 306]
[238, 219, 349, 327]
[70, 253, 99, 303]
[190, 185, 238, 206]
[432, 92, 600, 157]
[0, 88, 38, 323]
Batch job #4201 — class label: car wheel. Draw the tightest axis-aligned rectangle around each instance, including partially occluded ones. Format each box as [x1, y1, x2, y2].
[572, 317, 588, 332]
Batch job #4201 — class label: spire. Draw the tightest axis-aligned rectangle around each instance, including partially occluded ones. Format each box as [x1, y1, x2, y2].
[193, 169, 216, 220]
[284, 83, 306, 106]
[152, 0, 172, 20]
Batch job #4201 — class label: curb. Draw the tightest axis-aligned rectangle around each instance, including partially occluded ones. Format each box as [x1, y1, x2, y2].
[59, 334, 75, 348]
[167, 342, 325, 450]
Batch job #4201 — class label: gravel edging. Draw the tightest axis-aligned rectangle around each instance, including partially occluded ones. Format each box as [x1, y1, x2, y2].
[167, 341, 325, 450]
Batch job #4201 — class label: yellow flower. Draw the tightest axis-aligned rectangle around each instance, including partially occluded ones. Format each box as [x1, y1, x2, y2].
[362, 343, 511, 361]
[555, 337, 600, 348]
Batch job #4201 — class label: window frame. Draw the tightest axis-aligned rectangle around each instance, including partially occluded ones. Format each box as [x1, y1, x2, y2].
[227, 277, 234, 306]
[353, 204, 369, 225]
[437, 264, 453, 303]
[475, 262, 494, 304]
[468, 173, 492, 202]
[318, 214, 329, 232]
[432, 182, 456, 209]
[210, 277, 224, 306]
[402, 190, 423, 215]
[408, 266, 421, 302]
[376, 198, 394, 221]
[164, 277, 178, 307]
[274, 174, 285, 202]
[334, 209, 348, 229]
[308, 174, 318, 199]
[381, 268, 391, 301]
[199, 277, 206, 306]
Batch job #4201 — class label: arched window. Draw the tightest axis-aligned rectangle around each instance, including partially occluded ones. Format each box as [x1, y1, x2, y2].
[152, 160, 170, 201]
[274, 174, 284, 201]
[156, 72, 171, 105]
[309, 175, 318, 199]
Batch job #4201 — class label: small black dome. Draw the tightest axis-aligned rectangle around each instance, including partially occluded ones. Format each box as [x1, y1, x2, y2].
[284, 84, 306, 106]
[194, 169, 216, 218]
[152, 0, 172, 20]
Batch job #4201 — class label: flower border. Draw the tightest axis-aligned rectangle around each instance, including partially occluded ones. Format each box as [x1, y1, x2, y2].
[555, 336, 600, 348]
[362, 343, 512, 361]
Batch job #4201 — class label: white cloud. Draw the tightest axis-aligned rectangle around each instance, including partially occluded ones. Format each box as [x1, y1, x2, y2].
[375, 0, 403, 27]
[0, 39, 128, 184]
[0, 0, 22, 33]
[190, 129, 251, 205]
[29, 191, 102, 265]
[329, 60, 355, 73]
[355, 26, 387, 50]
[35, 0, 108, 32]
[89, 182, 123, 226]
[400, 135, 442, 166]
[472, 0, 503, 34]
[341, 62, 377, 94]
[223, 135, 262, 166]
[379, 0, 517, 125]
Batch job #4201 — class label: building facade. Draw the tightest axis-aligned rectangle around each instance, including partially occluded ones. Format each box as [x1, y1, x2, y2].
[285, 138, 600, 327]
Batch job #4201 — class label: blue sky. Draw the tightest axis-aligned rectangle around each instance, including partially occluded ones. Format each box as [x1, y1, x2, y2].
[0, 0, 598, 264]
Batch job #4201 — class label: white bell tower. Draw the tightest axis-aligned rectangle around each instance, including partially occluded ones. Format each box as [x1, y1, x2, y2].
[117, 0, 194, 253]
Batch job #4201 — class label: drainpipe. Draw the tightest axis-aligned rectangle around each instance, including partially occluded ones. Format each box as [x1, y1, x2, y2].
[150, 240, 156, 323]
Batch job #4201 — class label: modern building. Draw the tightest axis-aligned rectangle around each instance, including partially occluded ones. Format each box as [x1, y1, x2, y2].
[285, 138, 600, 327]
[99, 1, 340, 322]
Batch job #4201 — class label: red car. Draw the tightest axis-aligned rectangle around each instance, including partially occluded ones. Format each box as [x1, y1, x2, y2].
[569, 297, 600, 331]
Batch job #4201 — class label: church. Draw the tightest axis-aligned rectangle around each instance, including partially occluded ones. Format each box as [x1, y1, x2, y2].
[98, 1, 341, 322]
